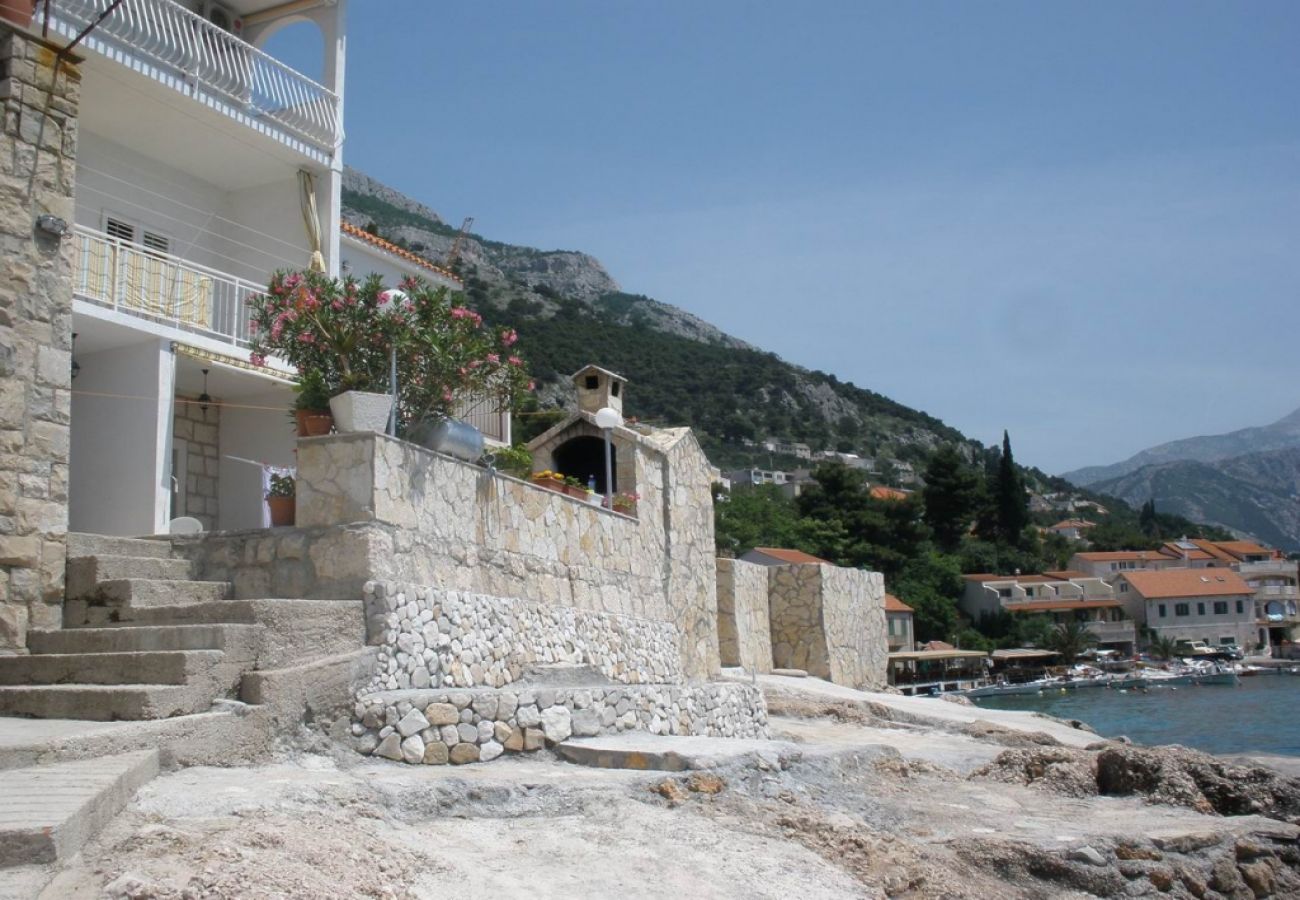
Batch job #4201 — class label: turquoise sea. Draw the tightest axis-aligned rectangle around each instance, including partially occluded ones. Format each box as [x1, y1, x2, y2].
[971, 674, 1300, 757]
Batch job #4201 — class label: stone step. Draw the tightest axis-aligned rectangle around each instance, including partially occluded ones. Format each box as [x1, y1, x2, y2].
[28, 623, 257, 655]
[0, 750, 159, 867]
[66, 555, 194, 599]
[555, 733, 802, 773]
[0, 650, 225, 686]
[67, 533, 173, 560]
[65, 579, 232, 626]
[0, 683, 218, 720]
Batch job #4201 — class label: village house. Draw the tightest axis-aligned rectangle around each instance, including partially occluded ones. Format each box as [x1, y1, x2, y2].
[1045, 518, 1096, 542]
[960, 571, 1136, 654]
[884, 593, 914, 652]
[1115, 569, 1256, 650]
[762, 438, 812, 460]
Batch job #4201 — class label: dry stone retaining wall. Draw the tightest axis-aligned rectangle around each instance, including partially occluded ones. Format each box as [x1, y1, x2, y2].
[351, 681, 769, 766]
[768, 563, 887, 690]
[360, 581, 683, 691]
[716, 558, 772, 673]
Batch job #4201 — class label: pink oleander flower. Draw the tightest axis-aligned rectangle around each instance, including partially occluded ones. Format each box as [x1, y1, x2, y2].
[450, 307, 472, 319]
[442, 389, 453, 403]
[485, 353, 499, 364]
[501, 329, 518, 346]
[249, 353, 267, 367]
[508, 355, 522, 366]
[527, 380, 536, 391]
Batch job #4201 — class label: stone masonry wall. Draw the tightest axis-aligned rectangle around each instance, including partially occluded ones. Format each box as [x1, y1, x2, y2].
[289, 432, 722, 680]
[768, 563, 887, 690]
[361, 581, 683, 692]
[0, 29, 78, 652]
[172, 394, 219, 530]
[351, 681, 769, 766]
[716, 558, 772, 673]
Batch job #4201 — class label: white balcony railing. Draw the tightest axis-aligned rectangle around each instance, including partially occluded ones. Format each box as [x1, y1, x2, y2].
[39, 0, 340, 153]
[71, 224, 258, 347]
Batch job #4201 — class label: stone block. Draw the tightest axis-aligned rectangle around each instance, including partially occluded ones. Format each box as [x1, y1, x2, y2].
[449, 742, 479, 765]
[424, 702, 458, 726]
[423, 741, 449, 765]
[524, 727, 545, 751]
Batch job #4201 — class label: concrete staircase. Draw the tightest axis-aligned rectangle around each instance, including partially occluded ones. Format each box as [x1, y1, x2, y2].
[0, 534, 256, 721]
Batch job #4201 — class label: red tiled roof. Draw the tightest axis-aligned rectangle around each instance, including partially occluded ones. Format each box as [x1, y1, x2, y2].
[884, 593, 913, 613]
[1049, 519, 1096, 530]
[869, 486, 911, 501]
[341, 221, 463, 284]
[1072, 551, 1171, 562]
[749, 547, 830, 565]
[1120, 568, 1252, 599]
[1044, 570, 1090, 580]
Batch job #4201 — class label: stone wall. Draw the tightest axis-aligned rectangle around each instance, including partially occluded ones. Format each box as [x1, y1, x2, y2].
[172, 394, 219, 530]
[361, 581, 683, 692]
[716, 558, 772, 673]
[768, 563, 887, 690]
[285, 431, 721, 680]
[351, 681, 769, 766]
[0, 29, 78, 652]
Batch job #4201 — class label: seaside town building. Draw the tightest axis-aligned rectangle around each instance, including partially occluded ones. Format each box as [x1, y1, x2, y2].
[1115, 569, 1256, 650]
[960, 571, 1137, 654]
[884, 593, 915, 652]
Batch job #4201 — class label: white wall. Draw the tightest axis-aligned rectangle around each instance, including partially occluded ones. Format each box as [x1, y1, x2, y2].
[218, 384, 297, 531]
[342, 238, 460, 292]
[76, 132, 315, 284]
[69, 339, 174, 536]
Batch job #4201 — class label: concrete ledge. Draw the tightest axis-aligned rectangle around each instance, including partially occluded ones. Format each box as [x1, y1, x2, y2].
[555, 733, 804, 772]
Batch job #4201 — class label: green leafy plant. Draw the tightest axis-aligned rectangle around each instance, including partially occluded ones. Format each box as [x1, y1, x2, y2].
[266, 473, 295, 499]
[492, 444, 535, 479]
[293, 368, 332, 411]
[248, 271, 533, 431]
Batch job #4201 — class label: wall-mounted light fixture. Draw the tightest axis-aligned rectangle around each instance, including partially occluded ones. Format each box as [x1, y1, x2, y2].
[70, 332, 80, 380]
[35, 215, 69, 238]
[198, 368, 212, 418]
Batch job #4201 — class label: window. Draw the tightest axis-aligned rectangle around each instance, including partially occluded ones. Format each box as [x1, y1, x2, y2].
[998, 588, 1012, 599]
[1174, 603, 1189, 617]
[1236, 600, 1244, 614]
[103, 213, 170, 255]
[1213, 601, 1227, 615]
[1197, 602, 1205, 616]
[1158, 604, 1167, 618]
[1119, 583, 1129, 593]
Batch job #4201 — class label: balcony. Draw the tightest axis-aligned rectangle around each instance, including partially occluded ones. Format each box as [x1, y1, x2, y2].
[1254, 584, 1300, 599]
[1239, 560, 1299, 580]
[1086, 620, 1136, 644]
[38, 0, 340, 157]
[71, 224, 259, 349]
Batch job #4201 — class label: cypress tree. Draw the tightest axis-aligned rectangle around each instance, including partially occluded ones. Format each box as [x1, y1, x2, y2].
[996, 430, 1028, 544]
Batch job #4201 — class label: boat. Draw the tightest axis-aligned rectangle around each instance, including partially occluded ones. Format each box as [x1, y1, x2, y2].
[965, 680, 1047, 698]
[1191, 671, 1240, 686]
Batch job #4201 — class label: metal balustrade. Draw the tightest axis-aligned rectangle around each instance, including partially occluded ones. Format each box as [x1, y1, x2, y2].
[453, 390, 511, 445]
[38, 0, 340, 153]
[72, 224, 258, 347]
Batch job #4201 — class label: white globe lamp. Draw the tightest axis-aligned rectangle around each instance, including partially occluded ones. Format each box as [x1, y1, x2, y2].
[594, 406, 622, 509]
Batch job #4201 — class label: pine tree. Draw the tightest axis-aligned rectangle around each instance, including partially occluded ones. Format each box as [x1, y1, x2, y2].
[995, 430, 1029, 545]
[921, 446, 980, 551]
[1139, 499, 1160, 537]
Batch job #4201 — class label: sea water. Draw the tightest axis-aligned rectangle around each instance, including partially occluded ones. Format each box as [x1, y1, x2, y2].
[972, 674, 1300, 756]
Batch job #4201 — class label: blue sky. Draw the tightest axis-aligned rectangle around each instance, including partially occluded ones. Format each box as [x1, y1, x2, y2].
[282, 1, 1299, 474]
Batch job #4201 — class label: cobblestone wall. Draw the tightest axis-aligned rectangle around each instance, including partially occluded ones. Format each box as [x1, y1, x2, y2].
[716, 558, 772, 673]
[0, 29, 78, 651]
[768, 563, 887, 690]
[361, 581, 683, 691]
[351, 681, 770, 766]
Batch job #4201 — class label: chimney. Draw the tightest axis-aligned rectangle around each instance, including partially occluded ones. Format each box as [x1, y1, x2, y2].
[571, 364, 627, 417]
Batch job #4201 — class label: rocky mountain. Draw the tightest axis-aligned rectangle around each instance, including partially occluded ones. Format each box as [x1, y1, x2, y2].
[1089, 446, 1300, 551]
[1064, 406, 1300, 486]
[341, 172, 976, 467]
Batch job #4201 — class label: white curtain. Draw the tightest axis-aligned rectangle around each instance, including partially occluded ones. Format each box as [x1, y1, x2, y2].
[298, 170, 326, 273]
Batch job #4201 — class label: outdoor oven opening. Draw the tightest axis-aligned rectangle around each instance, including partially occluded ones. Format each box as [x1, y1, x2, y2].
[553, 435, 616, 495]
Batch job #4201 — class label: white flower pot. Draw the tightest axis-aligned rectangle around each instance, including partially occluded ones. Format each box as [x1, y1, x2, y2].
[329, 391, 393, 434]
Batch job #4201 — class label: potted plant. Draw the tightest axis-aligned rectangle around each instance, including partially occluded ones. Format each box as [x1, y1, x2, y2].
[529, 470, 566, 493]
[492, 444, 535, 480]
[562, 475, 589, 499]
[611, 491, 640, 516]
[292, 368, 334, 437]
[266, 473, 296, 527]
[248, 272, 533, 438]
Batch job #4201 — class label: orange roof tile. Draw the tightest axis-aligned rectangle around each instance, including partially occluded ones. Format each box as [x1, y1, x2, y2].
[1044, 570, 1090, 580]
[869, 486, 911, 501]
[884, 593, 914, 613]
[1049, 519, 1096, 530]
[1120, 568, 1252, 599]
[749, 547, 830, 565]
[1207, 540, 1276, 559]
[341, 221, 463, 284]
[1072, 551, 1172, 562]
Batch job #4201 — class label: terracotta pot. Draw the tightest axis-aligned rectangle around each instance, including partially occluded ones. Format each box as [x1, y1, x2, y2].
[302, 411, 333, 437]
[0, 1, 35, 27]
[267, 495, 295, 527]
[530, 475, 565, 493]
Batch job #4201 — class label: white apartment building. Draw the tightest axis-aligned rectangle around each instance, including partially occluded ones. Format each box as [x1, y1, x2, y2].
[960, 571, 1136, 652]
[1115, 569, 1256, 650]
[36, 0, 481, 538]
